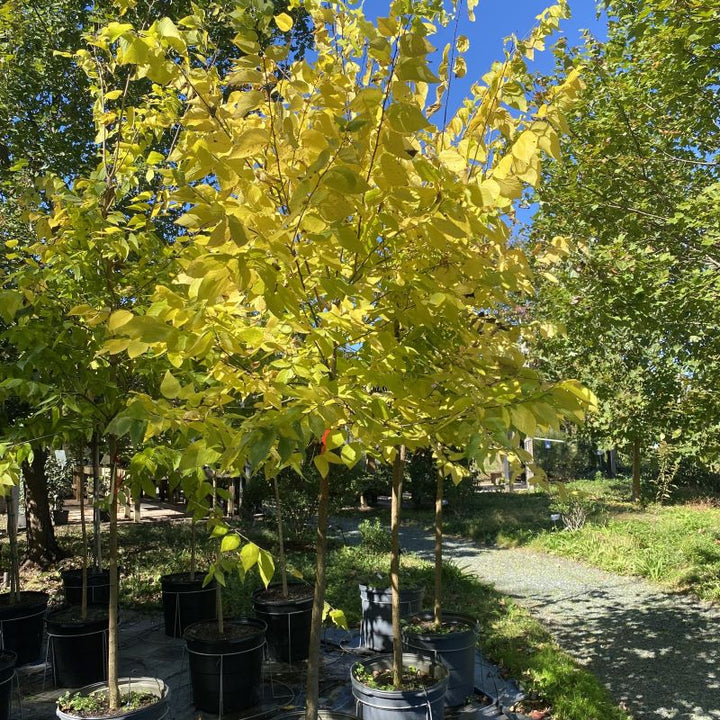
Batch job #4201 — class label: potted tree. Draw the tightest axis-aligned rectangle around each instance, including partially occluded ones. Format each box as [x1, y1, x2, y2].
[357, 462, 423, 653]
[47, 445, 109, 688]
[158, 465, 217, 638]
[252, 472, 315, 663]
[55, 438, 170, 720]
[401, 451, 478, 707]
[61, 434, 109, 608]
[350, 448, 450, 720]
[183, 514, 274, 715]
[0, 471, 49, 666]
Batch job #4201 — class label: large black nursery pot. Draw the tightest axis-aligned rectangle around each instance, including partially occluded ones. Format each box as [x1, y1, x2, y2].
[184, 618, 266, 714]
[402, 613, 478, 707]
[160, 572, 216, 638]
[252, 583, 314, 662]
[0, 591, 49, 665]
[0, 650, 16, 720]
[46, 607, 108, 688]
[56, 677, 170, 720]
[351, 652, 448, 720]
[61, 569, 110, 607]
[359, 584, 423, 652]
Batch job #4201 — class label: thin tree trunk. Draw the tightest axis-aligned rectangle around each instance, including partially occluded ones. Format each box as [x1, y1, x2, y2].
[391, 446, 405, 688]
[23, 448, 63, 566]
[190, 519, 196, 582]
[304, 465, 330, 720]
[215, 575, 224, 635]
[107, 436, 120, 710]
[7, 487, 20, 601]
[91, 431, 102, 570]
[273, 476, 288, 597]
[631, 440, 641, 502]
[80, 463, 88, 621]
[434, 466, 443, 626]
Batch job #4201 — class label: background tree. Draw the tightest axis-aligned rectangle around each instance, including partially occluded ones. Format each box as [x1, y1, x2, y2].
[529, 0, 720, 498]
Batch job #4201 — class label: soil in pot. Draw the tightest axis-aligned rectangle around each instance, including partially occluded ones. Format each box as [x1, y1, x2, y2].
[0, 591, 49, 665]
[402, 612, 478, 707]
[46, 606, 108, 688]
[61, 569, 110, 607]
[184, 618, 266, 714]
[351, 652, 448, 720]
[0, 650, 16, 720]
[358, 585, 423, 652]
[160, 572, 216, 638]
[56, 677, 170, 720]
[252, 583, 314, 663]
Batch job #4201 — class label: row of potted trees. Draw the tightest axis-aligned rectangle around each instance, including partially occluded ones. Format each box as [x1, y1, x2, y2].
[2, 443, 481, 720]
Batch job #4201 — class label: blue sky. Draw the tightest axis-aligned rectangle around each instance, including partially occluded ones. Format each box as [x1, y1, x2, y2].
[361, 0, 608, 228]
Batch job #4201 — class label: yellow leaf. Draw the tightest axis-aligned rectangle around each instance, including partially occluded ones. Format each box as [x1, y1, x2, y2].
[108, 309, 133, 331]
[160, 370, 181, 399]
[313, 453, 329, 478]
[258, 549, 275, 587]
[274, 13, 293, 32]
[127, 340, 149, 359]
[240, 542, 259, 571]
[231, 129, 269, 159]
[512, 130, 538, 164]
[102, 338, 130, 355]
[221, 534, 241, 552]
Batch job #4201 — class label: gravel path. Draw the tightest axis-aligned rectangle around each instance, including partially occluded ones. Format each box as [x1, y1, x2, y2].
[336, 520, 720, 720]
[399, 526, 720, 720]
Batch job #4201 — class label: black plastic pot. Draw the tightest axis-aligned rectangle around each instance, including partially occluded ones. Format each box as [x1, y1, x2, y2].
[0, 591, 49, 665]
[184, 618, 266, 714]
[402, 613, 478, 707]
[0, 650, 16, 720]
[55, 677, 170, 720]
[61, 569, 110, 607]
[359, 585, 424, 652]
[46, 608, 108, 688]
[351, 652, 448, 720]
[160, 572, 216, 638]
[252, 583, 314, 662]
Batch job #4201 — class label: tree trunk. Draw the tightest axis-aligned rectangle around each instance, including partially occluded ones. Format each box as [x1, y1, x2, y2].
[107, 436, 120, 709]
[23, 447, 64, 566]
[434, 466, 443, 626]
[391, 446, 405, 688]
[6, 486, 20, 601]
[273, 477, 288, 597]
[91, 431, 103, 570]
[607, 448, 618, 478]
[304, 465, 331, 720]
[631, 440, 641, 502]
[80, 468, 88, 621]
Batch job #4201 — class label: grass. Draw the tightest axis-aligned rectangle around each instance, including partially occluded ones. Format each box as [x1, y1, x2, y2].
[404, 478, 720, 603]
[5, 517, 629, 720]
